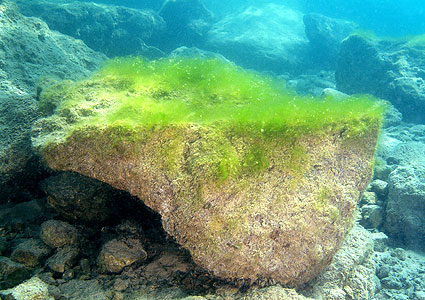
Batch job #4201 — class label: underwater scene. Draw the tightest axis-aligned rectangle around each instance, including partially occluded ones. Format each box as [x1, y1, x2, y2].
[0, 0, 424, 299]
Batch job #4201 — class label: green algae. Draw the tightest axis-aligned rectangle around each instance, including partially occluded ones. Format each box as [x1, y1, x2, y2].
[38, 56, 385, 182]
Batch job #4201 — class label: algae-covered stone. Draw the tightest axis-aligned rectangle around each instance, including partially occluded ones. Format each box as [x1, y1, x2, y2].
[32, 57, 384, 286]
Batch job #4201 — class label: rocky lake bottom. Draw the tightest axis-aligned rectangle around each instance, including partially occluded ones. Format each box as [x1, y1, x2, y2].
[1, 0, 425, 299]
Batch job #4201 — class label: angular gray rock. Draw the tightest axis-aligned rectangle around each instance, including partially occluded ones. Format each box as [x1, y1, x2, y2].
[360, 205, 384, 229]
[369, 179, 389, 198]
[17, 0, 166, 58]
[386, 165, 425, 250]
[336, 34, 425, 123]
[40, 220, 79, 249]
[40, 172, 119, 223]
[205, 4, 309, 74]
[303, 13, 358, 69]
[10, 239, 51, 268]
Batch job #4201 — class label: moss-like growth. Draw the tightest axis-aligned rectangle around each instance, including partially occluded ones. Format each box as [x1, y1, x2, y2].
[33, 56, 385, 287]
[37, 56, 385, 182]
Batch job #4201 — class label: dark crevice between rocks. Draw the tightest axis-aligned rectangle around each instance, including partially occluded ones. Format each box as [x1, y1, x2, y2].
[1, 170, 240, 297]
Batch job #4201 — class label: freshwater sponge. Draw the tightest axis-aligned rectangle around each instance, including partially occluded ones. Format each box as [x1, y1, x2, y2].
[33, 56, 385, 286]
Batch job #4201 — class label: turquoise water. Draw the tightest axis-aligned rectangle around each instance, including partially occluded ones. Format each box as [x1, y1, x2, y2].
[1, 0, 425, 299]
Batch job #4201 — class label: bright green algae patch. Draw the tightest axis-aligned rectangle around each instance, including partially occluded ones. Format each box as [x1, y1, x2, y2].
[40, 56, 385, 135]
[37, 57, 385, 182]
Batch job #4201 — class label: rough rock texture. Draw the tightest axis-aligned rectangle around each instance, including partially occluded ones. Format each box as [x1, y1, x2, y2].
[10, 239, 51, 268]
[0, 256, 30, 289]
[40, 172, 119, 223]
[205, 4, 309, 74]
[39, 220, 79, 249]
[16, 0, 166, 58]
[303, 13, 358, 69]
[241, 286, 313, 300]
[58, 279, 108, 300]
[375, 125, 425, 251]
[33, 122, 379, 286]
[46, 245, 79, 273]
[336, 34, 425, 123]
[0, 95, 41, 203]
[31, 58, 382, 287]
[386, 166, 425, 250]
[303, 225, 377, 300]
[374, 247, 425, 299]
[159, 0, 213, 51]
[98, 238, 147, 273]
[0, 0, 105, 202]
[0, 0, 105, 94]
[0, 276, 52, 300]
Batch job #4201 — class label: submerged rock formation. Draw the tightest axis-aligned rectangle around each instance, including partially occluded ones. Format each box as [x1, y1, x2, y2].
[0, 0, 105, 203]
[336, 33, 425, 124]
[32, 57, 384, 286]
[205, 4, 309, 75]
[16, 0, 166, 58]
[303, 13, 358, 69]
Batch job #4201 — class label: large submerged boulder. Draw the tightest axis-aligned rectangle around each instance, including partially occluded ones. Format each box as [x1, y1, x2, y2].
[336, 34, 425, 124]
[31, 57, 384, 286]
[205, 4, 309, 74]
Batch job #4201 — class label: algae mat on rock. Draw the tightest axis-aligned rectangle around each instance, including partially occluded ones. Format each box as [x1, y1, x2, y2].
[32, 57, 384, 286]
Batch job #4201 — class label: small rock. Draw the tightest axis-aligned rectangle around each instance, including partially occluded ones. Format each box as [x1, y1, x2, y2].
[392, 248, 407, 261]
[144, 252, 190, 282]
[0, 256, 30, 289]
[0, 276, 50, 300]
[360, 191, 377, 205]
[112, 278, 128, 292]
[98, 239, 147, 273]
[373, 162, 393, 181]
[62, 269, 74, 281]
[40, 220, 78, 249]
[10, 239, 51, 268]
[370, 179, 389, 197]
[381, 277, 402, 289]
[46, 246, 79, 273]
[79, 258, 91, 274]
[371, 232, 388, 252]
[360, 205, 384, 229]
